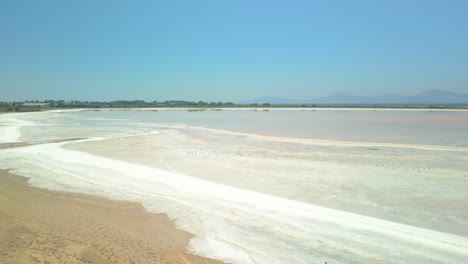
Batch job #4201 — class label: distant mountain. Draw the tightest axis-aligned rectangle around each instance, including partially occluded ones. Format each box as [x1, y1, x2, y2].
[313, 89, 468, 104]
[239, 96, 305, 105]
[311, 92, 376, 104]
[240, 90, 468, 105]
[404, 89, 468, 104]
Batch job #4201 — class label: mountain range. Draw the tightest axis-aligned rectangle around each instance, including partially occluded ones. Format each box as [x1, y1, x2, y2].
[240, 90, 468, 105]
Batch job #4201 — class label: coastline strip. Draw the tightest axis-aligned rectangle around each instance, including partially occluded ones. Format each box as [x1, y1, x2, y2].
[0, 169, 222, 264]
[1, 141, 467, 263]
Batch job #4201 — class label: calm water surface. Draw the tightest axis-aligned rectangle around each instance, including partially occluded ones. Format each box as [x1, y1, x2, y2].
[72, 109, 468, 147]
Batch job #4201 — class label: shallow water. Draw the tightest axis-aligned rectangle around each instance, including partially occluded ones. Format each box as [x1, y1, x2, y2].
[71, 109, 468, 147]
[1, 109, 468, 264]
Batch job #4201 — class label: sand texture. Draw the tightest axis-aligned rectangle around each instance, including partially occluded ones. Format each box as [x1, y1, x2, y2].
[2, 109, 468, 263]
[0, 170, 222, 264]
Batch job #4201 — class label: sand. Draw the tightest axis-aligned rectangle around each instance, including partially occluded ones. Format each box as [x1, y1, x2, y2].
[2, 109, 468, 263]
[0, 170, 222, 264]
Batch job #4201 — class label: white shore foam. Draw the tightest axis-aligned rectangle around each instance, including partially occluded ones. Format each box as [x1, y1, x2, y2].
[2, 110, 468, 263]
[1, 141, 467, 263]
[0, 114, 35, 143]
[0, 125, 21, 143]
[150, 123, 468, 152]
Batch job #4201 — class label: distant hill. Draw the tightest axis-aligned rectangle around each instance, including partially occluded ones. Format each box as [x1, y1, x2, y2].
[240, 90, 468, 105]
[239, 96, 305, 105]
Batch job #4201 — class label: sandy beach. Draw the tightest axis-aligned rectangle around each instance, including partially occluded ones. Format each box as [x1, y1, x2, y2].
[3, 0, 468, 262]
[1, 109, 468, 263]
[0, 169, 221, 264]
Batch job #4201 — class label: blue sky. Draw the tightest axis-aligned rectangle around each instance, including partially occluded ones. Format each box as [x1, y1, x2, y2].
[1, 0, 467, 101]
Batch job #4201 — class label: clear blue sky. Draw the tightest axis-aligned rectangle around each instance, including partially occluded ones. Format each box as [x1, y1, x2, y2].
[1, 0, 467, 102]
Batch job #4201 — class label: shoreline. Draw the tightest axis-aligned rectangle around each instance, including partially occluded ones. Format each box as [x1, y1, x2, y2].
[0, 169, 222, 264]
[4, 140, 468, 263]
[2, 105, 468, 115]
[2, 111, 468, 152]
[1, 108, 468, 263]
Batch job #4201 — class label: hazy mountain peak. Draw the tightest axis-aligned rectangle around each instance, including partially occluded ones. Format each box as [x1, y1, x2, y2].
[239, 96, 301, 105]
[419, 89, 455, 96]
[333, 91, 353, 97]
[241, 90, 468, 105]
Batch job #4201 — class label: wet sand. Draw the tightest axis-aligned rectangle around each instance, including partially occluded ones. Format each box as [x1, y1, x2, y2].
[0, 138, 86, 150]
[0, 170, 222, 264]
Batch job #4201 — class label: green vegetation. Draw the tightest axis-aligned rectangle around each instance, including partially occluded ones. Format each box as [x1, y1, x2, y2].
[1, 99, 467, 113]
[0, 100, 239, 113]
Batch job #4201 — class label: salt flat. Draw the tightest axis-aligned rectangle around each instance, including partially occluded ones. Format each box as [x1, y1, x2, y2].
[1, 109, 467, 263]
